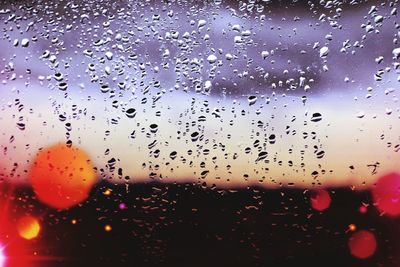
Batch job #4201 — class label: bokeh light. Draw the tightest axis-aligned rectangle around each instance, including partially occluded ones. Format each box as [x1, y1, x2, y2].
[17, 216, 41, 240]
[348, 230, 377, 259]
[372, 172, 400, 216]
[310, 189, 331, 211]
[29, 144, 97, 209]
[0, 246, 5, 267]
[359, 205, 368, 214]
[104, 225, 112, 232]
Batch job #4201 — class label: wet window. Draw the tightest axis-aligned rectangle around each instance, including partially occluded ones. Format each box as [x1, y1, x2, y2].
[0, 0, 399, 266]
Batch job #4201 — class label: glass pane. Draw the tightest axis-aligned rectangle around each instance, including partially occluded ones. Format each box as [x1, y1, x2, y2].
[0, 0, 399, 266]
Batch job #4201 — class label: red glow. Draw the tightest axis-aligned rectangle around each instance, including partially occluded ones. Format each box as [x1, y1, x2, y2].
[0, 184, 43, 266]
[372, 172, 400, 216]
[29, 144, 97, 210]
[310, 189, 331, 211]
[359, 205, 367, 214]
[0, 247, 5, 267]
[348, 230, 377, 259]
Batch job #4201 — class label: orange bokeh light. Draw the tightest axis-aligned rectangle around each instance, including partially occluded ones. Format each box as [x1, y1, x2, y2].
[104, 225, 112, 232]
[348, 224, 357, 232]
[17, 216, 40, 240]
[29, 144, 97, 210]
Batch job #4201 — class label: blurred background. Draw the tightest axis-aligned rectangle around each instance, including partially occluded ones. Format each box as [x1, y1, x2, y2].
[0, 0, 399, 266]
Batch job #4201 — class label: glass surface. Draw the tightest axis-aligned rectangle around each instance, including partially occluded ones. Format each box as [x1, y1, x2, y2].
[0, 0, 399, 266]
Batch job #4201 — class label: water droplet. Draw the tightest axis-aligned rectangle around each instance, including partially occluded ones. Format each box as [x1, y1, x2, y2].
[105, 51, 113, 60]
[316, 150, 325, 159]
[256, 151, 268, 162]
[319, 46, 329, 58]
[261, 50, 269, 59]
[125, 108, 136, 118]
[310, 113, 322, 122]
[169, 151, 177, 160]
[393, 48, 400, 59]
[248, 96, 257, 106]
[198, 19, 206, 28]
[191, 132, 200, 142]
[207, 54, 217, 64]
[16, 122, 25, 131]
[100, 85, 110, 93]
[21, 38, 29, 47]
[356, 111, 365, 118]
[149, 124, 158, 133]
[58, 82, 68, 91]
